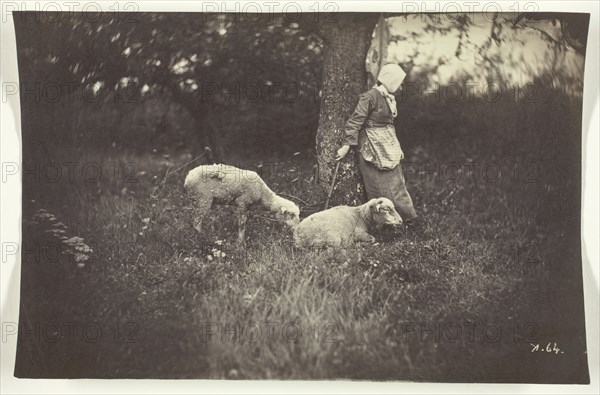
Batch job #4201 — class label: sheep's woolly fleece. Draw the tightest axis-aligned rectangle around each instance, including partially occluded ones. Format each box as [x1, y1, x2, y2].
[184, 164, 300, 235]
[293, 197, 402, 248]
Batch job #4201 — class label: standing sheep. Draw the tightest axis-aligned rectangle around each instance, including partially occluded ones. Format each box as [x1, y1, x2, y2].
[293, 198, 402, 248]
[184, 164, 300, 243]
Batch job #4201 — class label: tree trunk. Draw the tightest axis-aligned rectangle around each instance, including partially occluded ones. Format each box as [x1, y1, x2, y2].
[316, 13, 378, 207]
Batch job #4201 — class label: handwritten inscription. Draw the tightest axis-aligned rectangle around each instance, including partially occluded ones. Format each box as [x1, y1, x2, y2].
[530, 342, 564, 354]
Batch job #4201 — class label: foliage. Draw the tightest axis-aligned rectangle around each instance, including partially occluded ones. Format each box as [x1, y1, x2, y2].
[15, 12, 323, 162]
[14, 12, 587, 164]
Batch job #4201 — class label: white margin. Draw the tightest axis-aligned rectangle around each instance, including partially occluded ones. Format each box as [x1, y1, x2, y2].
[1, 1, 598, 394]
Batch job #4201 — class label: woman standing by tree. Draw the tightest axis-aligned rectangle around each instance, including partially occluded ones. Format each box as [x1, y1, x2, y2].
[336, 63, 418, 230]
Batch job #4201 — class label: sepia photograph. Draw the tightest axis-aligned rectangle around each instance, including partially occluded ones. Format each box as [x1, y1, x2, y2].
[1, 1, 596, 387]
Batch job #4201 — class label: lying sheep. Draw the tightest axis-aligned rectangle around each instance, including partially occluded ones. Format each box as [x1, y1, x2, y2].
[293, 198, 402, 248]
[184, 164, 300, 243]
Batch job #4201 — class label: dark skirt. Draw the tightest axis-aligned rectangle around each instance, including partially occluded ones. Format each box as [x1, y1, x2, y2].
[358, 153, 417, 220]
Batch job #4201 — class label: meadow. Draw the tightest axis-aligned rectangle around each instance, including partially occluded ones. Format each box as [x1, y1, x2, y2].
[16, 92, 588, 382]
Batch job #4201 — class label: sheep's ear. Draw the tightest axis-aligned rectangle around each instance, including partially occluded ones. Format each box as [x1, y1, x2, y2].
[370, 200, 379, 213]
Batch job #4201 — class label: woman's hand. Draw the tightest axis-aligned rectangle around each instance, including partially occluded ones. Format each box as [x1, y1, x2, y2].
[336, 145, 350, 161]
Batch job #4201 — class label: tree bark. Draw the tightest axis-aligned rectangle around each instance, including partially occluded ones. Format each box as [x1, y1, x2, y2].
[316, 13, 378, 207]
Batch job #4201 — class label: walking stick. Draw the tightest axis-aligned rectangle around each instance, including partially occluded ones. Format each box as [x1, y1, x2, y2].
[324, 160, 341, 210]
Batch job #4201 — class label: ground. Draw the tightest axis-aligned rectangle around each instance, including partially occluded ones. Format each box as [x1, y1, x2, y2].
[15, 96, 588, 382]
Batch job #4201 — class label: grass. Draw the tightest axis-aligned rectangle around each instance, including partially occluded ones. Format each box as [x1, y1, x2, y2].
[15, 95, 588, 382]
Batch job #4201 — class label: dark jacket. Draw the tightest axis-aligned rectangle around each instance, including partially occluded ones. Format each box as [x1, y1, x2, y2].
[343, 87, 395, 147]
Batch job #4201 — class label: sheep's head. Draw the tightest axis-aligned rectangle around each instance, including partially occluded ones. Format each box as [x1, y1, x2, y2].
[272, 196, 300, 228]
[369, 198, 402, 227]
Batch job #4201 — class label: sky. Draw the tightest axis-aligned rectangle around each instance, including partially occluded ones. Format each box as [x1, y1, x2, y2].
[385, 14, 585, 94]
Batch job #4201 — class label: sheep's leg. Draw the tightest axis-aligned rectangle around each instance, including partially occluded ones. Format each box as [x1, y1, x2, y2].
[354, 230, 376, 244]
[189, 195, 213, 235]
[233, 199, 249, 245]
[236, 211, 247, 245]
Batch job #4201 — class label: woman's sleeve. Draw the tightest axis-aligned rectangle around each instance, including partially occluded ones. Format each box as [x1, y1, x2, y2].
[343, 92, 373, 146]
